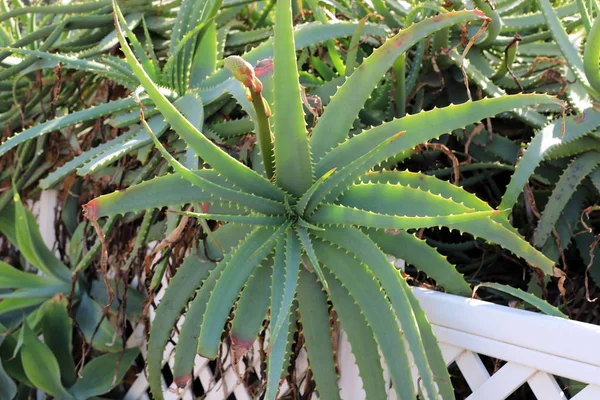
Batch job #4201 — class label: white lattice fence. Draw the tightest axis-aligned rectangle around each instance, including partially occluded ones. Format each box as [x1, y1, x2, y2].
[124, 274, 255, 400]
[34, 190, 600, 400]
[408, 288, 600, 400]
[123, 286, 600, 400]
[123, 272, 314, 399]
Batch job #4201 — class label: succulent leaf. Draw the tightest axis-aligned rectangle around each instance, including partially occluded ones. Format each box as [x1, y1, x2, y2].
[325, 270, 387, 400]
[147, 254, 215, 400]
[533, 152, 600, 247]
[272, 0, 313, 196]
[197, 225, 286, 358]
[297, 268, 341, 400]
[112, 0, 286, 202]
[313, 241, 415, 399]
[310, 10, 488, 162]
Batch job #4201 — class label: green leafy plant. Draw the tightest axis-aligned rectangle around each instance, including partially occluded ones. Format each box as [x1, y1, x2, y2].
[493, 1, 600, 288]
[0, 0, 389, 279]
[76, 1, 567, 398]
[0, 0, 181, 217]
[0, 296, 139, 400]
[0, 194, 143, 398]
[405, 0, 600, 296]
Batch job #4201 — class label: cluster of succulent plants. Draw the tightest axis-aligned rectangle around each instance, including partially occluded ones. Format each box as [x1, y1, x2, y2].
[0, 0, 598, 399]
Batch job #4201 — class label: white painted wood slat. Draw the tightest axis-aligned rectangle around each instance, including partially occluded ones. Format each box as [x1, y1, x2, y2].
[432, 325, 600, 387]
[440, 343, 464, 365]
[455, 351, 490, 392]
[527, 372, 567, 400]
[572, 384, 600, 400]
[466, 362, 535, 400]
[413, 289, 600, 368]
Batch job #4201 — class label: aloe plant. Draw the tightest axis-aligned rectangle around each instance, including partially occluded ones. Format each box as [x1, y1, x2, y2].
[0, 0, 391, 288]
[408, 0, 600, 290]
[0, 0, 389, 188]
[492, 2, 600, 285]
[0, 0, 177, 217]
[66, 1, 570, 398]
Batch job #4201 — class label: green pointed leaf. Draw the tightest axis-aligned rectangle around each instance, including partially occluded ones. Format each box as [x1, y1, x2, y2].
[87, 171, 216, 218]
[264, 302, 295, 400]
[490, 36, 519, 81]
[21, 322, 71, 398]
[473, 0, 501, 47]
[172, 256, 223, 388]
[584, 15, 600, 95]
[230, 260, 272, 359]
[0, 285, 69, 299]
[0, 297, 46, 316]
[313, 242, 414, 399]
[68, 348, 140, 399]
[368, 229, 471, 296]
[272, 0, 313, 196]
[190, 20, 218, 86]
[309, 10, 487, 162]
[174, 210, 286, 225]
[0, 47, 138, 88]
[148, 253, 215, 399]
[533, 152, 600, 247]
[315, 227, 448, 400]
[0, 347, 17, 400]
[405, 287, 455, 400]
[544, 136, 600, 160]
[363, 170, 512, 229]
[87, 170, 283, 218]
[333, 183, 555, 275]
[43, 295, 77, 387]
[112, 0, 284, 203]
[500, 108, 600, 211]
[296, 227, 329, 292]
[0, 96, 152, 159]
[0, 261, 61, 289]
[0, 203, 16, 245]
[13, 192, 71, 282]
[541, 188, 588, 263]
[198, 225, 285, 358]
[325, 271, 387, 400]
[312, 203, 502, 230]
[75, 294, 122, 352]
[475, 283, 567, 318]
[270, 230, 300, 345]
[0, 324, 30, 386]
[345, 16, 371, 76]
[271, 240, 287, 329]
[315, 94, 562, 181]
[297, 268, 341, 400]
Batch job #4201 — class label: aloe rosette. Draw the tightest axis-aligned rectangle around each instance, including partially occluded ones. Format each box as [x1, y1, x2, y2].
[79, 1, 566, 399]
